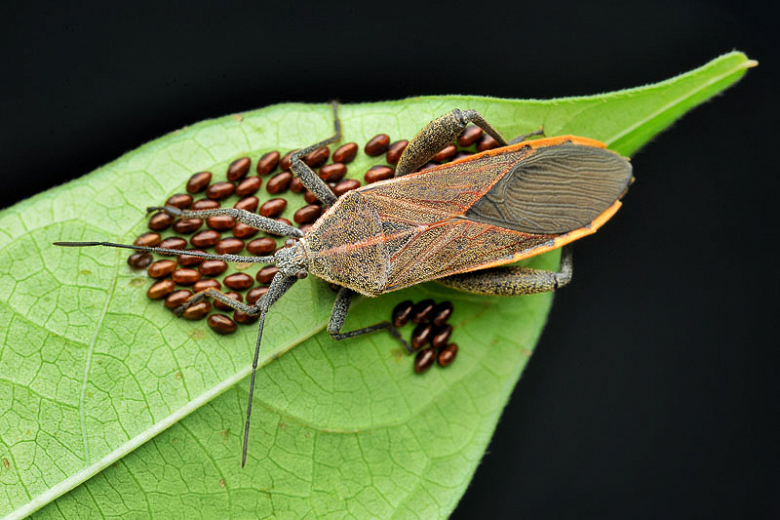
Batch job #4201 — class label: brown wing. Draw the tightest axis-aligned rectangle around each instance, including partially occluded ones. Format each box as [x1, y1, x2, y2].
[304, 136, 632, 295]
[464, 141, 632, 233]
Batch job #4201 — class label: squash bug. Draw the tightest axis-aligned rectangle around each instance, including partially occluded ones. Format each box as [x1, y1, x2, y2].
[55, 102, 633, 466]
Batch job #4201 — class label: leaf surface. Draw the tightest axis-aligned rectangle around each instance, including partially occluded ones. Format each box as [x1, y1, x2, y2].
[0, 52, 753, 519]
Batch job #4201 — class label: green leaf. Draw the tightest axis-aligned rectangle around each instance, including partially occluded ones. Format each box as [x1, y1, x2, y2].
[0, 52, 753, 519]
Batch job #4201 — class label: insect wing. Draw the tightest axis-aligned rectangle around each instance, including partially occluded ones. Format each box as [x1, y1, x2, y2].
[360, 137, 631, 292]
[305, 137, 631, 294]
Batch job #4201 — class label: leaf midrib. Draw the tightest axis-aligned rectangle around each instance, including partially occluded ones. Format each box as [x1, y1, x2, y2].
[605, 59, 754, 146]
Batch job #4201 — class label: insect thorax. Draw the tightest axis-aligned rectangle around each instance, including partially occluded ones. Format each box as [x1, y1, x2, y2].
[302, 192, 388, 297]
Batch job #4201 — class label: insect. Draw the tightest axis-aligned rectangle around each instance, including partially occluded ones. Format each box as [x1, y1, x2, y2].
[55, 102, 633, 466]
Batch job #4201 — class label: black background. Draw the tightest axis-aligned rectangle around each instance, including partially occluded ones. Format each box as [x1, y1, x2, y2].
[1, 1, 777, 518]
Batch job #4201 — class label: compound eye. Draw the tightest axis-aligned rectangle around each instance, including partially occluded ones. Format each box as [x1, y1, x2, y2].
[285, 239, 296, 248]
[295, 270, 308, 279]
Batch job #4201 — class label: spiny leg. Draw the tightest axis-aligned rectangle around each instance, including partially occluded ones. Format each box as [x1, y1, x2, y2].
[437, 246, 573, 296]
[147, 206, 302, 238]
[175, 272, 295, 318]
[395, 108, 509, 177]
[171, 287, 258, 316]
[328, 287, 412, 353]
[289, 101, 342, 206]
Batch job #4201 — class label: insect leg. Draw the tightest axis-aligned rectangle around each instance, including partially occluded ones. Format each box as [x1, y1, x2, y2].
[241, 273, 298, 467]
[328, 287, 413, 353]
[178, 274, 292, 317]
[289, 101, 341, 206]
[508, 127, 545, 145]
[437, 247, 573, 296]
[146, 206, 303, 238]
[171, 287, 258, 316]
[395, 108, 509, 177]
[53, 241, 274, 264]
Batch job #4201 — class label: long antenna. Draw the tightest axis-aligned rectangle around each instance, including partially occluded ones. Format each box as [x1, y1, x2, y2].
[240, 273, 297, 467]
[242, 310, 267, 467]
[53, 241, 275, 264]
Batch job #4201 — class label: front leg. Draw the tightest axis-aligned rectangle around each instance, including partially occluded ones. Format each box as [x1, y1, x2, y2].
[395, 108, 509, 177]
[437, 247, 573, 296]
[147, 205, 303, 238]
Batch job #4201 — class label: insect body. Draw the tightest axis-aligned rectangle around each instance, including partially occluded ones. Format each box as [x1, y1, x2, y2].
[305, 135, 630, 296]
[55, 103, 633, 466]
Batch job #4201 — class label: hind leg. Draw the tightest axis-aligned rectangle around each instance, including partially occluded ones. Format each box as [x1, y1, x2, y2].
[437, 247, 573, 296]
[395, 109, 509, 177]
